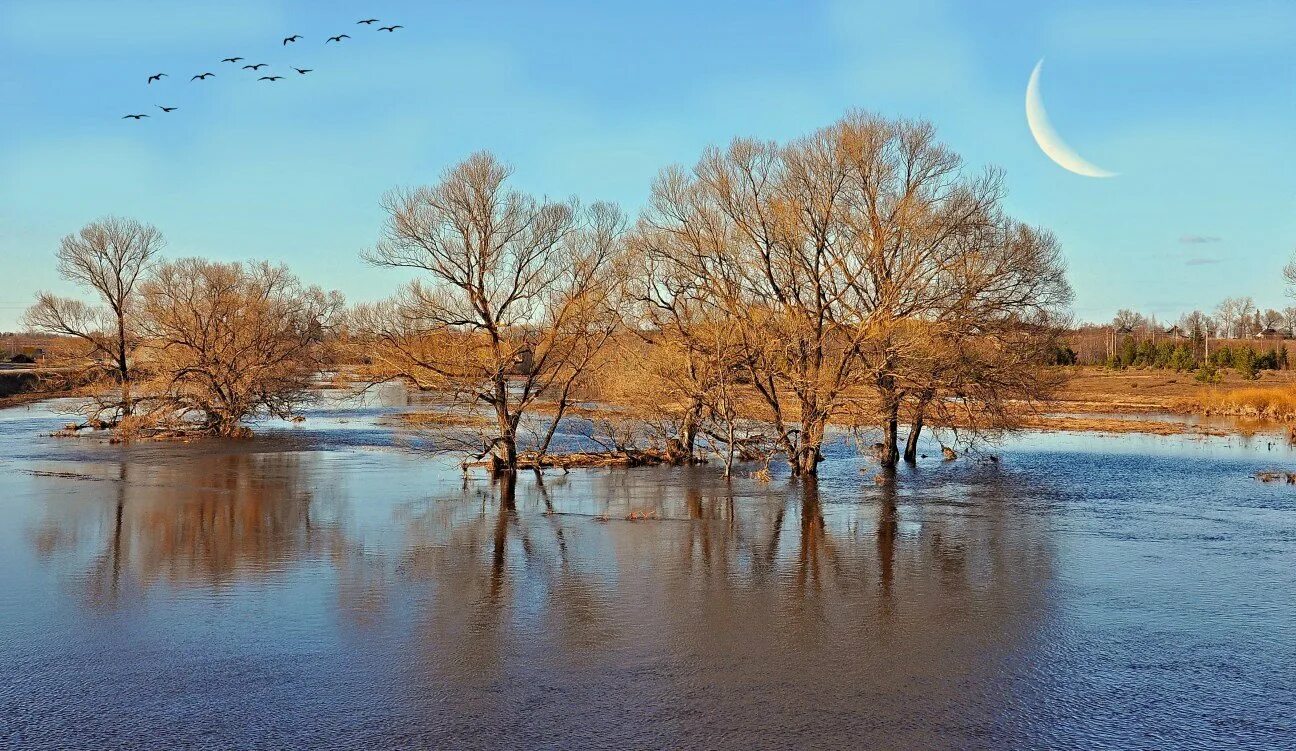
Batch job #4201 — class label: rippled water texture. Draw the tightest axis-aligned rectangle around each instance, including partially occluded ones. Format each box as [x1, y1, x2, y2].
[1, 393, 1294, 750]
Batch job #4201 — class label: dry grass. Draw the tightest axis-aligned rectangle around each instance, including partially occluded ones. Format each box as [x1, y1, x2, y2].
[1054, 367, 1296, 416]
[1197, 385, 1296, 422]
[1020, 415, 1231, 437]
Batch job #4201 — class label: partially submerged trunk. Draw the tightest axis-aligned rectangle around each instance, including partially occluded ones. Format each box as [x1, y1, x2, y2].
[116, 315, 133, 417]
[790, 398, 828, 477]
[876, 374, 901, 469]
[903, 392, 933, 464]
[664, 397, 703, 465]
[490, 374, 520, 472]
[902, 419, 922, 464]
[879, 412, 900, 469]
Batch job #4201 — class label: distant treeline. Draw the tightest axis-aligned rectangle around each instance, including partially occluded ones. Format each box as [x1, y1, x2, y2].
[1058, 327, 1291, 381]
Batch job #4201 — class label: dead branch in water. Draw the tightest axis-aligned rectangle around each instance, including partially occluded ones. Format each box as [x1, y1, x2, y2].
[464, 448, 689, 471]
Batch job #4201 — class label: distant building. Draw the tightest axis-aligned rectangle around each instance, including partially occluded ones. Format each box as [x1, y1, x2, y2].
[1163, 325, 1185, 340]
[1256, 327, 1284, 340]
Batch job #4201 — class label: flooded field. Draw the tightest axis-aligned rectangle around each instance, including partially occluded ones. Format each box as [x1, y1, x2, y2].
[2, 392, 1294, 749]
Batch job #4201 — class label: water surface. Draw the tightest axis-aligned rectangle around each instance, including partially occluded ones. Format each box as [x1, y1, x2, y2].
[1, 395, 1293, 749]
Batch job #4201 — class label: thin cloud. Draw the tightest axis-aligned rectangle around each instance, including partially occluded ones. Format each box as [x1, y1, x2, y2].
[1179, 235, 1222, 244]
[1185, 257, 1221, 266]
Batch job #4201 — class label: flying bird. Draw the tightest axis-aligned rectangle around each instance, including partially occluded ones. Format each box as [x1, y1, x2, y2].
[191, 72, 215, 80]
[292, 67, 312, 75]
[283, 34, 302, 45]
[243, 63, 268, 70]
[221, 57, 243, 63]
[147, 73, 166, 84]
[357, 19, 379, 25]
[122, 114, 149, 120]
[378, 25, 403, 32]
[156, 105, 178, 113]
[258, 75, 284, 82]
[326, 34, 350, 43]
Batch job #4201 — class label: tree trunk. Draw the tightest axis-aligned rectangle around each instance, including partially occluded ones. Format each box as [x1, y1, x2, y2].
[116, 312, 132, 417]
[878, 398, 901, 469]
[903, 394, 931, 464]
[536, 383, 572, 460]
[876, 372, 901, 469]
[491, 372, 519, 472]
[665, 398, 702, 465]
[903, 418, 922, 464]
[792, 410, 826, 476]
[499, 431, 518, 471]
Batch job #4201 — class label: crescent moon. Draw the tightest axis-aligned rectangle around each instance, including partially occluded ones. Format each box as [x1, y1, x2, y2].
[1026, 59, 1117, 178]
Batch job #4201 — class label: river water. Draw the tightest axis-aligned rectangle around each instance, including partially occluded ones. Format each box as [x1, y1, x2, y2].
[1, 392, 1293, 750]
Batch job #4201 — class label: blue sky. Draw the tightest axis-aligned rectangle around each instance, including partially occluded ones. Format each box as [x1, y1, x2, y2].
[3, 0, 1295, 329]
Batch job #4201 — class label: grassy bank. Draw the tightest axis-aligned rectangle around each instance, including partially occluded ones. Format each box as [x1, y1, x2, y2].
[1197, 385, 1296, 422]
[1053, 367, 1296, 415]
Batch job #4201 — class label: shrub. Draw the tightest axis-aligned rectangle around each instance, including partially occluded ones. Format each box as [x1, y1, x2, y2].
[1194, 363, 1223, 384]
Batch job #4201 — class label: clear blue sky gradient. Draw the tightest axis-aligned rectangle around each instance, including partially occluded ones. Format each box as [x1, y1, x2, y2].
[3, 0, 1295, 329]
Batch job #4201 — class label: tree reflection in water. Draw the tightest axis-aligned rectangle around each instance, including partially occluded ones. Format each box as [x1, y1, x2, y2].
[26, 450, 1054, 747]
[29, 452, 333, 608]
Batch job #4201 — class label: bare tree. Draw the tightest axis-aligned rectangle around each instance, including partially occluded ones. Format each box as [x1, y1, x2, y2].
[359, 152, 624, 471]
[134, 259, 343, 436]
[1112, 309, 1146, 332]
[1282, 307, 1296, 337]
[635, 136, 872, 476]
[637, 112, 1068, 473]
[23, 217, 164, 420]
[895, 219, 1071, 463]
[1285, 251, 1296, 299]
[1215, 297, 1257, 339]
[624, 228, 748, 465]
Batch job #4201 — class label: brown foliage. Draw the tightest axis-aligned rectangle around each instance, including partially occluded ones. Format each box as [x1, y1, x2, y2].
[632, 112, 1070, 473]
[357, 152, 624, 468]
[133, 259, 343, 436]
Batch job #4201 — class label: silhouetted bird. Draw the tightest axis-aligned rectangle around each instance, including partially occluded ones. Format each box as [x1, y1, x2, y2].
[357, 19, 379, 25]
[156, 105, 178, 112]
[122, 114, 149, 120]
[221, 57, 243, 63]
[283, 35, 302, 45]
[243, 63, 268, 70]
[258, 75, 284, 82]
[326, 34, 350, 43]
[191, 72, 215, 80]
[147, 73, 166, 84]
[292, 67, 312, 75]
[378, 25, 403, 32]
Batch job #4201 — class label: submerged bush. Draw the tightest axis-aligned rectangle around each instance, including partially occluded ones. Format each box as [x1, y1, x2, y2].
[134, 259, 343, 436]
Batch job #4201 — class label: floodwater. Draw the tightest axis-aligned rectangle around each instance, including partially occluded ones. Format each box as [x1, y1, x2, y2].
[1, 392, 1294, 750]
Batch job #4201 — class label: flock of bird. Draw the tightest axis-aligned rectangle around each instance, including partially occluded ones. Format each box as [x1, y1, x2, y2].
[121, 18, 403, 120]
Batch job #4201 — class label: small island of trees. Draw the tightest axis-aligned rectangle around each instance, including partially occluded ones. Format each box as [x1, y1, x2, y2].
[43, 111, 1296, 478]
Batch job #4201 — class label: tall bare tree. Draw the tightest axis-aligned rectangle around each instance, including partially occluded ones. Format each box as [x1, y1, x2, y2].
[23, 217, 164, 419]
[1216, 296, 1258, 339]
[636, 113, 1064, 473]
[624, 228, 750, 464]
[359, 152, 624, 471]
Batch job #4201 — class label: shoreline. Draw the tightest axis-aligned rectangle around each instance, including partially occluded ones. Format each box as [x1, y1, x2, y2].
[6, 376, 1293, 443]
